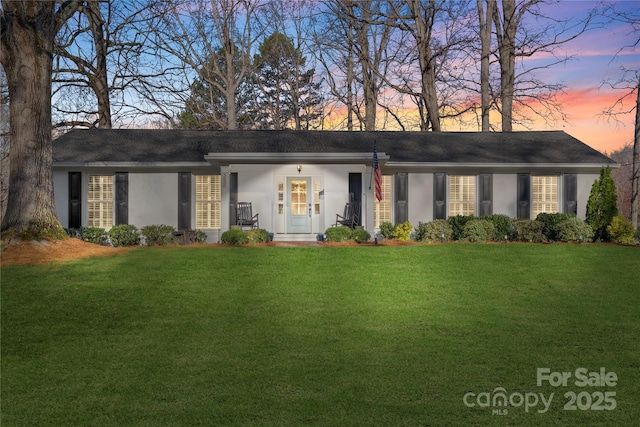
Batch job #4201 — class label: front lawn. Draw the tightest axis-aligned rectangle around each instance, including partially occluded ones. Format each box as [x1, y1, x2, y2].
[2, 244, 638, 426]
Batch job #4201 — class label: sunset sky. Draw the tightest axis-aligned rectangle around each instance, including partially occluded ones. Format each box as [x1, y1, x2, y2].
[512, 0, 639, 154]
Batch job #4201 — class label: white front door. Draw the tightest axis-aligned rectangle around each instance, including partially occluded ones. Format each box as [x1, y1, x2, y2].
[287, 177, 312, 233]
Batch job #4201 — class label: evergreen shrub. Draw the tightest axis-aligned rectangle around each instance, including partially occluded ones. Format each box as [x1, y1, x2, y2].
[221, 229, 249, 245]
[462, 219, 495, 242]
[416, 220, 453, 242]
[141, 225, 176, 246]
[607, 216, 635, 245]
[108, 224, 140, 247]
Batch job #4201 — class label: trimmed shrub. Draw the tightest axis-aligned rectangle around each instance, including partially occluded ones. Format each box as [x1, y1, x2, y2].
[352, 228, 371, 243]
[556, 217, 594, 243]
[482, 214, 513, 241]
[221, 228, 249, 245]
[448, 215, 475, 241]
[536, 213, 573, 241]
[607, 216, 634, 245]
[192, 229, 208, 243]
[325, 226, 353, 242]
[141, 224, 176, 246]
[416, 220, 453, 242]
[80, 227, 109, 245]
[393, 221, 413, 242]
[379, 221, 395, 240]
[462, 219, 495, 242]
[64, 228, 82, 239]
[512, 220, 545, 243]
[246, 228, 270, 244]
[635, 228, 640, 243]
[108, 224, 140, 247]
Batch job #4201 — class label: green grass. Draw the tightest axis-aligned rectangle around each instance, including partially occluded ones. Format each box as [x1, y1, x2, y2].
[2, 244, 639, 426]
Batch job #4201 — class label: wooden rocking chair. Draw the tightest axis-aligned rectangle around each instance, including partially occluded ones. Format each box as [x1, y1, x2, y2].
[335, 202, 360, 229]
[236, 202, 259, 229]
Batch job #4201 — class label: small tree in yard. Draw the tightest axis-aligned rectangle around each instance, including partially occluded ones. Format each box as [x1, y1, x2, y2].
[586, 166, 618, 241]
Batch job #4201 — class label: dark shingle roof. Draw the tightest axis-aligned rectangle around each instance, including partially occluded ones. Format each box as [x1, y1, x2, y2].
[53, 129, 614, 165]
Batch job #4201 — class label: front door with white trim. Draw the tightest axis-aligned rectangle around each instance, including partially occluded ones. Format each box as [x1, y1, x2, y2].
[287, 177, 312, 233]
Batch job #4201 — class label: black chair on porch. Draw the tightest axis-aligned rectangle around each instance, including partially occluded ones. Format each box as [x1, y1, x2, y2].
[236, 202, 259, 229]
[334, 202, 360, 229]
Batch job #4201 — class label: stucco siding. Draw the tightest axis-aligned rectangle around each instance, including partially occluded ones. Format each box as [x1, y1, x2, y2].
[493, 174, 517, 218]
[129, 173, 178, 227]
[408, 173, 433, 224]
[577, 173, 598, 219]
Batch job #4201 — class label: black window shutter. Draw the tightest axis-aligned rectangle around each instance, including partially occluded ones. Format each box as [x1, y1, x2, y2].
[115, 172, 128, 225]
[433, 172, 446, 219]
[229, 172, 238, 225]
[348, 173, 362, 225]
[178, 172, 191, 230]
[517, 173, 531, 219]
[68, 172, 81, 228]
[478, 173, 493, 217]
[395, 172, 408, 223]
[563, 173, 577, 216]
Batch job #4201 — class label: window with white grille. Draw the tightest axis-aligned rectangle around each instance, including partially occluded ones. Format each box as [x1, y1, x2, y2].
[88, 175, 114, 228]
[374, 175, 392, 228]
[532, 176, 558, 218]
[449, 175, 476, 216]
[196, 175, 221, 228]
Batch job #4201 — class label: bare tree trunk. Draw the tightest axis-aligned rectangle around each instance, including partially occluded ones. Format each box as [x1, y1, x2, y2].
[478, 0, 495, 132]
[85, 0, 112, 128]
[407, 0, 440, 132]
[632, 79, 640, 230]
[0, 1, 78, 241]
[493, 0, 516, 132]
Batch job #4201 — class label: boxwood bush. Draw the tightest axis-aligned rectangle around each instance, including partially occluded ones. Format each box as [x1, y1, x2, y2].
[221, 228, 249, 245]
[556, 217, 594, 243]
[379, 221, 395, 240]
[462, 219, 495, 242]
[448, 215, 475, 241]
[482, 214, 513, 241]
[79, 227, 109, 245]
[192, 229, 208, 243]
[352, 228, 371, 243]
[512, 219, 545, 243]
[108, 224, 140, 247]
[141, 224, 176, 246]
[416, 220, 453, 242]
[246, 228, 270, 244]
[536, 213, 573, 241]
[325, 226, 353, 242]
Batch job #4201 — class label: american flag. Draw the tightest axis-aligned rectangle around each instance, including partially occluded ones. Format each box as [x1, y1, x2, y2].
[374, 142, 382, 202]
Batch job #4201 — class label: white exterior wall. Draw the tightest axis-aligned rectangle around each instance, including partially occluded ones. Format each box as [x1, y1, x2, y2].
[408, 173, 433, 224]
[577, 173, 598, 219]
[129, 173, 178, 228]
[493, 174, 517, 218]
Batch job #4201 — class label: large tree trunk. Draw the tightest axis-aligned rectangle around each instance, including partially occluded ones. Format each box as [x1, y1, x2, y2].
[632, 79, 640, 230]
[493, 0, 516, 132]
[85, 0, 112, 128]
[478, 0, 495, 132]
[409, 0, 441, 132]
[0, 1, 67, 241]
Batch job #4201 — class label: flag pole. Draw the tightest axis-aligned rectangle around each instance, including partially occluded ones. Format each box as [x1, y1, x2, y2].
[369, 141, 375, 190]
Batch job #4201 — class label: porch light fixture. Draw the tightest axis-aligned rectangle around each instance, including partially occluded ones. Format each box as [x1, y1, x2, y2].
[297, 164, 302, 173]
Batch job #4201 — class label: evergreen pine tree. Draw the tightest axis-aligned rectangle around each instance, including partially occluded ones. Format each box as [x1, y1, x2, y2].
[586, 166, 618, 241]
